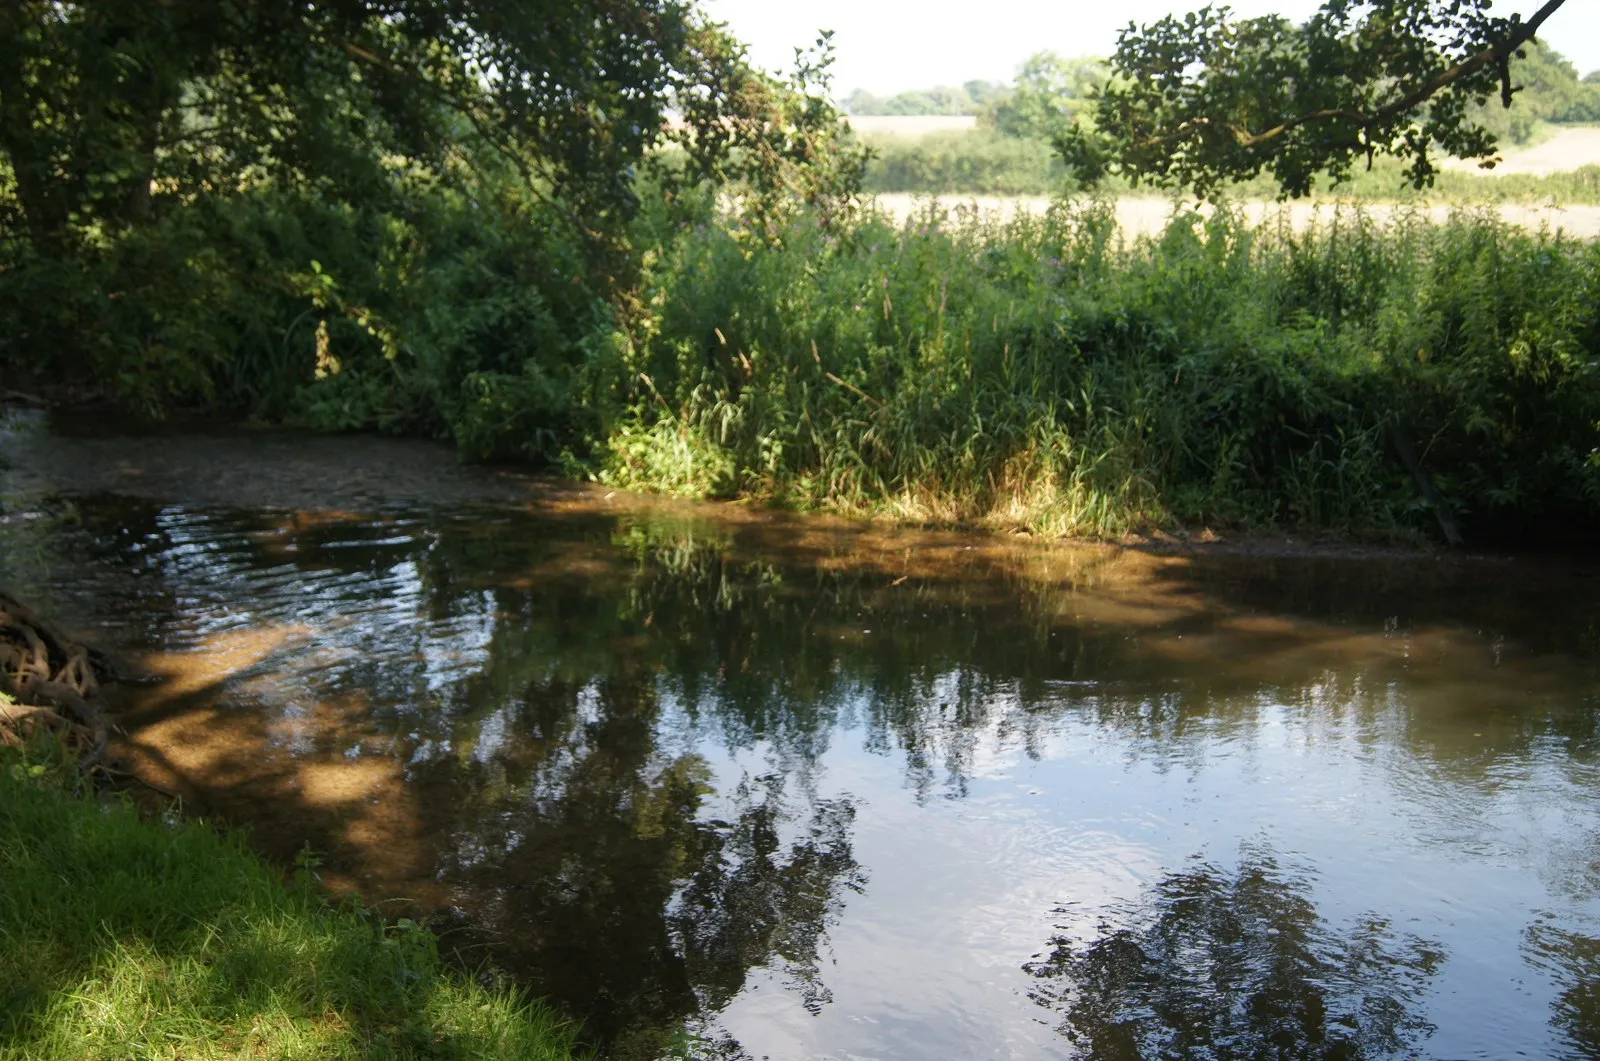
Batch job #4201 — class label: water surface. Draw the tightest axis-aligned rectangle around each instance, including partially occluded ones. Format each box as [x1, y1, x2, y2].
[3, 411, 1599, 1059]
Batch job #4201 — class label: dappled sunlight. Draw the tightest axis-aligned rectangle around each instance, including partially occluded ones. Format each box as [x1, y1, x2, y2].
[6, 1, 1600, 1056]
[111, 624, 438, 900]
[131, 625, 311, 699]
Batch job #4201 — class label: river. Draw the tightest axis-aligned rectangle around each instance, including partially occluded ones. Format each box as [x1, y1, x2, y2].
[3, 408, 1599, 1059]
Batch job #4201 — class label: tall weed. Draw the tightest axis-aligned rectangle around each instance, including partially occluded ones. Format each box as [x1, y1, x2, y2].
[607, 196, 1600, 540]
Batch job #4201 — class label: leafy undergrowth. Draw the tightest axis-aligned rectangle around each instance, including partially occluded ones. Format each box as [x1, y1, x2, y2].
[0, 741, 584, 1061]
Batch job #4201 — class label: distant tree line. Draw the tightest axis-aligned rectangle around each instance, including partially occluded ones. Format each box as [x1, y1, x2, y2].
[843, 81, 1006, 117]
[848, 41, 1600, 147]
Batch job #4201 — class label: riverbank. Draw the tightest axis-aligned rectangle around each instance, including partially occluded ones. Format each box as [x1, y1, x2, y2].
[0, 405, 1476, 564]
[0, 730, 584, 1061]
[6, 194, 1599, 549]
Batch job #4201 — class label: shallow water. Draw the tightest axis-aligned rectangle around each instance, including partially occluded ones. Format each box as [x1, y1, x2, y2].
[4, 410, 1600, 1059]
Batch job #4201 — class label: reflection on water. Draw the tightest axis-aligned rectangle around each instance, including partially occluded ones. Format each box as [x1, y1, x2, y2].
[4, 419, 1600, 1058]
[1024, 848, 1442, 1059]
[1530, 924, 1600, 1059]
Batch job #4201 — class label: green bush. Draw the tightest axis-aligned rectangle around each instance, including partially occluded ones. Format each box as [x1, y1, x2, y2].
[0, 171, 628, 459]
[861, 130, 1071, 196]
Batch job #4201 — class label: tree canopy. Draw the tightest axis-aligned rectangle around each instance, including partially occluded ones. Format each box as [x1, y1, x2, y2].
[983, 53, 1111, 142]
[1060, 0, 1573, 197]
[0, 1, 711, 244]
[0, 1, 862, 255]
[0, 1, 869, 419]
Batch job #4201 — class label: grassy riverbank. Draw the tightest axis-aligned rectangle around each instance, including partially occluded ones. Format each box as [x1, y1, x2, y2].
[586, 199, 1600, 542]
[5, 186, 1599, 546]
[0, 737, 583, 1061]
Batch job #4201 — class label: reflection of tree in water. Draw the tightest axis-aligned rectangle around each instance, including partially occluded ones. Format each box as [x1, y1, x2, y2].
[675, 773, 865, 1016]
[1024, 850, 1443, 1059]
[1525, 922, 1600, 1057]
[24, 499, 1600, 1056]
[421, 669, 865, 1061]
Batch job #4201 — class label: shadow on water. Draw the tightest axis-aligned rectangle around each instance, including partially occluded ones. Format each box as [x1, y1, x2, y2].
[4, 415, 1600, 1057]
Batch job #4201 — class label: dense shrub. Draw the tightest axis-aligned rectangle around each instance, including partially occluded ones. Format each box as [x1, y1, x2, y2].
[860, 130, 1071, 196]
[603, 199, 1600, 540]
[0, 174, 626, 461]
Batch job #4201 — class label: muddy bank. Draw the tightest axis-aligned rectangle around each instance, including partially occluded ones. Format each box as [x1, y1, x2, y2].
[0, 406, 1517, 567]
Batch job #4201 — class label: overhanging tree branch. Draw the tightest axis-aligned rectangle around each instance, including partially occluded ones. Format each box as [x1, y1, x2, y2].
[1068, 0, 1578, 197]
[1220, 0, 1566, 151]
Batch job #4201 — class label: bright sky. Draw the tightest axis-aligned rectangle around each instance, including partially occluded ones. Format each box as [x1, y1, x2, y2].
[699, 0, 1600, 98]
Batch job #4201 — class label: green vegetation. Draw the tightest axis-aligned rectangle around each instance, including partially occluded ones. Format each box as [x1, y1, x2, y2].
[1062, 0, 1577, 196]
[2, 0, 1599, 551]
[604, 199, 1600, 539]
[861, 129, 1069, 196]
[2, 1, 1597, 1054]
[861, 131, 1600, 200]
[844, 81, 1006, 116]
[982, 52, 1109, 142]
[1467, 40, 1600, 137]
[858, 36, 1600, 199]
[1223, 154, 1600, 203]
[0, 3, 864, 417]
[0, 740, 583, 1060]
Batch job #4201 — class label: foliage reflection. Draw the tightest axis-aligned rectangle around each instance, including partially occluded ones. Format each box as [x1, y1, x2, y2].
[1024, 849, 1444, 1060]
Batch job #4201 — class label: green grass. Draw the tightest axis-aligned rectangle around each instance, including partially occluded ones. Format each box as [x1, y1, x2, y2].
[0, 742, 585, 1061]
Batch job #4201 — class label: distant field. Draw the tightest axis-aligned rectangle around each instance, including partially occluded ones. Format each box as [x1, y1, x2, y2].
[859, 119, 1600, 202]
[847, 115, 980, 136]
[852, 120, 1600, 174]
[1442, 125, 1600, 176]
[872, 193, 1600, 240]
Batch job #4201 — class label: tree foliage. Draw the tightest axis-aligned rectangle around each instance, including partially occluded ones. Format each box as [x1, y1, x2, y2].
[0, 0, 718, 247]
[983, 52, 1110, 142]
[1061, 0, 1571, 198]
[0, 1, 866, 414]
[1466, 38, 1600, 140]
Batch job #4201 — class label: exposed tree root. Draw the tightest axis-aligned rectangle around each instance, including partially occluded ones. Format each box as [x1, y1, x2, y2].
[1, 591, 111, 767]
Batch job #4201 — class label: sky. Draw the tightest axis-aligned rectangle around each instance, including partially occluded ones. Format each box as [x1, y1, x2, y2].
[698, 0, 1600, 98]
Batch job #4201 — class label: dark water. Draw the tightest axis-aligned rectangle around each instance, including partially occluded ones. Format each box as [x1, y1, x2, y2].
[4, 410, 1600, 1059]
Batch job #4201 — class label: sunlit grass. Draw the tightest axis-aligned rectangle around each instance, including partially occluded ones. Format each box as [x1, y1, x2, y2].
[0, 744, 585, 1061]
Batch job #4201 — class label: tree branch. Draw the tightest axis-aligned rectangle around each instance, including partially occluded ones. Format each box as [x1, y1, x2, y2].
[1136, 0, 1567, 154]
